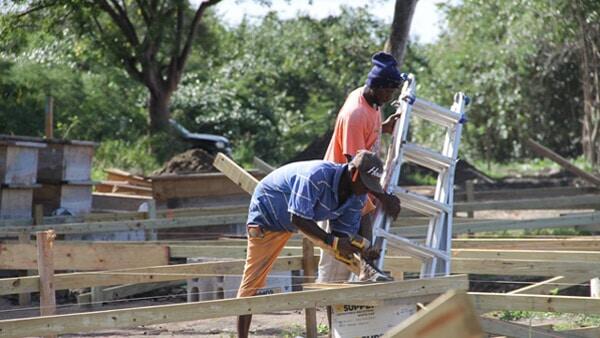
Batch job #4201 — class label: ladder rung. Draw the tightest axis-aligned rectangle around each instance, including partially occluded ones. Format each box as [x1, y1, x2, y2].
[393, 188, 451, 216]
[413, 98, 462, 128]
[375, 228, 449, 261]
[403, 143, 453, 172]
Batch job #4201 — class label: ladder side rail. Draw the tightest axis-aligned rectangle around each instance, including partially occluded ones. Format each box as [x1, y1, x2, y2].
[442, 93, 468, 275]
[373, 76, 416, 270]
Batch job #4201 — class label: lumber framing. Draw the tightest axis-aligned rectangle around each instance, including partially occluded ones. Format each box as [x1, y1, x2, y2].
[471, 292, 600, 315]
[479, 317, 581, 338]
[0, 213, 247, 236]
[453, 237, 600, 251]
[454, 194, 600, 212]
[0, 256, 306, 296]
[0, 275, 468, 338]
[0, 243, 170, 270]
[393, 211, 600, 237]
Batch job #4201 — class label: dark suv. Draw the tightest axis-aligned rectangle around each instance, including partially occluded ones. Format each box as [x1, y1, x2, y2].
[169, 119, 232, 156]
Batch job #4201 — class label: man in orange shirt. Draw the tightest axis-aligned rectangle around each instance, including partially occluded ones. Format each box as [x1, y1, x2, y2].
[317, 51, 404, 284]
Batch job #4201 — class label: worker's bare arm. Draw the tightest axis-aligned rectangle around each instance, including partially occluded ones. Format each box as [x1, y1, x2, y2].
[291, 214, 362, 259]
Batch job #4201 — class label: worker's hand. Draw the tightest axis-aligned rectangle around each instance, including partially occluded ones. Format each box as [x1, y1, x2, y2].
[382, 112, 402, 134]
[361, 247, 381, 261]
[333, 236, 363, 261]
[378, 193, 401, 220]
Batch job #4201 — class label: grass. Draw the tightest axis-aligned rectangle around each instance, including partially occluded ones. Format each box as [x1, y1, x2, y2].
[92, 137, 162, 181]
[472, 156, 597, 180]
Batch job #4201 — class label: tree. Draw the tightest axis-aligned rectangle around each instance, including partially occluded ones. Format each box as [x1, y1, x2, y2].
[3, 0, 222, 133]
[569, 0, 600, 167]
[384, 0, 417, 67]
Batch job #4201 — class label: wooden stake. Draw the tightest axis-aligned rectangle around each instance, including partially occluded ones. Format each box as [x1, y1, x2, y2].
[465, 180, 474, 219]
[36, 230, 57, 338]
[45, 96, 53, 139]
[302, 238, 318, 338]
[17, 234, 31, 306]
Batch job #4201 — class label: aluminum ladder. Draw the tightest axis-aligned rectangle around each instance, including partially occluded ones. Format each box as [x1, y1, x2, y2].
[372, 74, 468, 278]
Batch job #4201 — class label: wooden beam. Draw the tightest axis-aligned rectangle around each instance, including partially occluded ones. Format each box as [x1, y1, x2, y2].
[479, 317, 582, 338]
[384, 256, 600, 277]
[453, 237, 600, 251]
[213, 153, 259, 194]
[0, 256, 306, 296]
[77, 281, 185, 305]
[0, 275, 468, 338]
[526, 138, 600, 187]
[393, 212, 600, 237]
[36, 230, 56, 322]
[561, 326, 600, 338]
[454, 194, 600, 212]
[0, 243, 170, 270]
[0, 213, 248, 236]
[168, 244, 305, 259]
[383, 290, 484, 338]
[451, 249, 600, 262]
[455, 186, 598, 202]
[471, 292, 600, 315]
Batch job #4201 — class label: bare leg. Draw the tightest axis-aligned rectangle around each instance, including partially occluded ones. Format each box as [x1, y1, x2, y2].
[237, 314, 252, 338]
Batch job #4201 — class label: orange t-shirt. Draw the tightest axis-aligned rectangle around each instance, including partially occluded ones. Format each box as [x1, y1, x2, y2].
[324, 86, 382, 214]
[324, 86, 382, 162]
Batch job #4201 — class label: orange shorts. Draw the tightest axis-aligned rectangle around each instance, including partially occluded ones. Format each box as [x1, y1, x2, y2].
[237, 226, 292, 298]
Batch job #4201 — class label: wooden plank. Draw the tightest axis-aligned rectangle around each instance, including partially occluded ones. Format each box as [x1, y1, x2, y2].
[0, 256, 306, 295]
[453, 237, 600, 251]
[479, 317, 582, 338]
[0, 243, 170, 270]
[451, 249, 600, 262]
[104, 168, 151, 187]
[0, 213, 248, 236]
[78, 281, 184, 305]
[383, 290, 484, 338]
[454, 186, 598, 202]
[168, 244, 304, 258]
[526, 138, 600, 187]
[393, 212, 600, 237]
[455, 194, 600, 212]
[92, 192, 152, 212]
[561, 326, 600, 338]
[0, 275, 468, 338]
[384, 257, 600, 277]
[471, 292, 600, 315]
[213, 152, 259, 195]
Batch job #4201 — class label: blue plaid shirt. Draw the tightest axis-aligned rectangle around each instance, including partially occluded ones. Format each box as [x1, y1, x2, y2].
[247, 160, 366, 234]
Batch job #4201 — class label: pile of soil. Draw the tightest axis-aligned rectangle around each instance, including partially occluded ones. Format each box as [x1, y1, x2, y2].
[153, 149, 218, 176]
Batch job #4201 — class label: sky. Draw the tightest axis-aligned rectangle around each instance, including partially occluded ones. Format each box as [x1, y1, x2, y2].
[202, 0, 447, 44]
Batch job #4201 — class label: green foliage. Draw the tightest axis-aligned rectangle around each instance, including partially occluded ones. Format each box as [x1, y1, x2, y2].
[93, 137, 161, 177]
[171, 8, 389, 164]
[498, 310, 534, 321]
[414, 0, 584, 163]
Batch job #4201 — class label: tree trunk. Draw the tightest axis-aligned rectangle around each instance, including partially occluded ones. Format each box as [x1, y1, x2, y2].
[576, 1, 600, 168]
[384, 0, 418, 67]
[148, 91, 172, 133]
